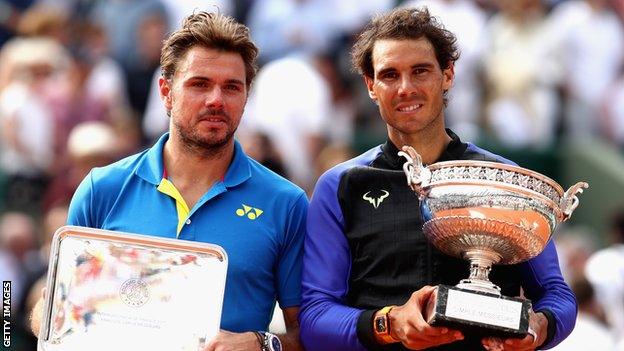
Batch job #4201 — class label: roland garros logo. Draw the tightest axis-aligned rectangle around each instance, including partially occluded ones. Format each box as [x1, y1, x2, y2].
[120, 278, 150, 307]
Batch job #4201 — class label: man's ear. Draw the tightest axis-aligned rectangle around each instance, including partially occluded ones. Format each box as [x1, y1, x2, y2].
[442, 62, 455, 91]
[158, 76, 173, 111]
[364, 76, 377, 102]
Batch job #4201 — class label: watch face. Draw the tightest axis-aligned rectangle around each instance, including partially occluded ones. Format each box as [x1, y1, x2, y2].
[270, 336, 282, 351]
[375, 316, 387, 333]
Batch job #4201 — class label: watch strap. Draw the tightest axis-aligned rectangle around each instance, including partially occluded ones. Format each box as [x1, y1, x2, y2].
[374, 305, 399, 344]
[253, 331, 264, 350]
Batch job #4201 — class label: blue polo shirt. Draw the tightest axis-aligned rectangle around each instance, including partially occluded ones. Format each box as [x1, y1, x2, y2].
[67, 133, 308, 332]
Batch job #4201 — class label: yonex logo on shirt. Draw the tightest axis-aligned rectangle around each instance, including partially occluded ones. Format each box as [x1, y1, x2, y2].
[236, 204, 264, 220]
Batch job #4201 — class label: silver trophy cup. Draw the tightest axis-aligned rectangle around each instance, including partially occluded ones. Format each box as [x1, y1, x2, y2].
[399, 146, 587, 337]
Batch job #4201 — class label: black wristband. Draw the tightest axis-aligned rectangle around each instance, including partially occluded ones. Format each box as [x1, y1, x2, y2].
[253, 331, 264, 350]
[356, 309, 385, 350]
[535, 309, 556, 347]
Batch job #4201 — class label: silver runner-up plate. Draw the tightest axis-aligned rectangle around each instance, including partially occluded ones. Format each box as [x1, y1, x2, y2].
[38, 226, 228, 351]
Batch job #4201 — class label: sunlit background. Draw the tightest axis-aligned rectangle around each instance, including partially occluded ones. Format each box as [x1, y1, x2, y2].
[1, 0, 623, 349]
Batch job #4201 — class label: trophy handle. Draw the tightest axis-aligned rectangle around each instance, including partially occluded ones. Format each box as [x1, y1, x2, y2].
[398, 146, 431, 197]
[560, 182, 589, 221]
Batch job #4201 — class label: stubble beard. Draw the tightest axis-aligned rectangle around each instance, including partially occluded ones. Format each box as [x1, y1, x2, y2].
[386, 97, 446, 141]
[173, 113, 237, 158]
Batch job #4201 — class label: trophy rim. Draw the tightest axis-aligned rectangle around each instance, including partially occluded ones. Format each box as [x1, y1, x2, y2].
[421, 179, 565, 222]
[427, 160, 565, 196]
[54, 226, 226, 261]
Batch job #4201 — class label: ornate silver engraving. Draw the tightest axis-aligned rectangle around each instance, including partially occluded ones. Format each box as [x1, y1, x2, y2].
[428, 165, 562, 205]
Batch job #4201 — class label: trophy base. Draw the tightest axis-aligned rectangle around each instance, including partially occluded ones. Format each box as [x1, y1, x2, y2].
[425, 285, 531, 338]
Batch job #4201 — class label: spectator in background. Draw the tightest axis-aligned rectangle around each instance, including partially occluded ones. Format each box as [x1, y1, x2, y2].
[312, 143, 353, 182]
[247, 0, 394, 65]
[0, 211, 41, 350]
[327, 0, 394, 36]
[17, 204, 69, 351]
[584, 210, 624, 345]
[9, 5, 133, 156]
[0, 0, 36, 47]
[241, 131, 289, 179]
[603, 70, 624, 149]
[126, 11, 168, 124]
[554, 226, 596, 282]
[49, 25, 133, 156]
[246, 0, 334, 64]
[42, 121, 121, 212]
[0, 37, 69, 213]
[0, 212, 38, 309]
[15, 3, 70, 44]
[553, 278, 616, 350]
[609, 0, 624, 21]
[482, 0, 562, 149]
[313, 54, 357, 148]
[242, 55, 332, 191]
[549, 0, 624, 139]
[72, 22, 129, 112]
[88, 0, 167, 70]
[88, 0, 168, 124]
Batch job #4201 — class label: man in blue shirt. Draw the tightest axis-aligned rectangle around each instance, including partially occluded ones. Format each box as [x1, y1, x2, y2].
[299, 7, 576, 351]
[32, 12, 306, 351]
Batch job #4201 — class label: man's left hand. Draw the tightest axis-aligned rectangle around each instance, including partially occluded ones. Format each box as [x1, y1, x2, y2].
[481, 311, 548, 351]
[203, 330, 260, 351]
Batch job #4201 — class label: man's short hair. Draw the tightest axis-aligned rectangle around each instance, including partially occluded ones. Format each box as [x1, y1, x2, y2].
[351, 7, 459, 78]
[160, 12, 259, 88]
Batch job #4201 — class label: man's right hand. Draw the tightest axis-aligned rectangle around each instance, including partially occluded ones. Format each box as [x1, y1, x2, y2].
[30, 288, 46, 337]
[387, 285, 464, 350]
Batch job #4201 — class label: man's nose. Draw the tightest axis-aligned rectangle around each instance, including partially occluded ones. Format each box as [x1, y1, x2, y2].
[398, 76, 417, 97]
[205, 87, 225, 108]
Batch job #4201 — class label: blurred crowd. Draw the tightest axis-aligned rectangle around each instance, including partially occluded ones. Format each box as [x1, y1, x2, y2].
[554, 212, 624, 350]
[1, 0, 624, 350]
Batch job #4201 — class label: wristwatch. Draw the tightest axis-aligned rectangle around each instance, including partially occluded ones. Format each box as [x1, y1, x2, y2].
[258, 331, 282, 351]
[373, 305, 399, 344]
